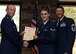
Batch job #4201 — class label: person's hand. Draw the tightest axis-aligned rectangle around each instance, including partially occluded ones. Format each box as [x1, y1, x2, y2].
[33, 34, 38, 39]
[20, 31, 25, 36]
[23, 41, 29, 47]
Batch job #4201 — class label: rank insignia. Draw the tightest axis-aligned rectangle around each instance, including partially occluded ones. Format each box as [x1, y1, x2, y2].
[71, 24, 76, 32]
[50, 28, 56, 31]
[60, 22, 66, 27]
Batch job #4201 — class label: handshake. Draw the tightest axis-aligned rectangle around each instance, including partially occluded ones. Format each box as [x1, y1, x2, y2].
[20, 31, 38, 48]
[23, 40, 29, 47]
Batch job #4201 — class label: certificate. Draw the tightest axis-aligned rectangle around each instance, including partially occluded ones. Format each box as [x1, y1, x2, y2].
[23, 26, 36, 41]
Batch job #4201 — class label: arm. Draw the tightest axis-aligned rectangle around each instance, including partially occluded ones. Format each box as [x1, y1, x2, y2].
[1, 19, 23, 47]
[65, 19, 75, 53]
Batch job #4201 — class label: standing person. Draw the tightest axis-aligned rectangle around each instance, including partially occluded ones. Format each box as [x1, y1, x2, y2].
[55, 6, 76, 54]
[0, 4, 24, 54]
[28, 6, 57, 54]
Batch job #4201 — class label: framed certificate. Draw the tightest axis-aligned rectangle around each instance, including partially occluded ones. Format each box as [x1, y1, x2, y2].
[23, 26, 36, 41]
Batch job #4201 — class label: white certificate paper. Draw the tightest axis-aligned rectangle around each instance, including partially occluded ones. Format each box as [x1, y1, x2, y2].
[23, 26, 36, 41]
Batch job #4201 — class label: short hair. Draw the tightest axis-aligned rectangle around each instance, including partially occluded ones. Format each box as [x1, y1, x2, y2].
[40, 6, 50, 13]
[6, 4, 15, 10]
[56, 6, 64, 12]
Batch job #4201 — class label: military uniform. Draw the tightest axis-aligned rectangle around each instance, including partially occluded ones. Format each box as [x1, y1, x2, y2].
[55, 16, 76, 54]
[35, 19, 56, 54]
[0, 15, 23, 54]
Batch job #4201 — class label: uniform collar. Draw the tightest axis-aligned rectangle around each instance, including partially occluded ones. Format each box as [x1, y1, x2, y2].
[59, 16, 64, 22]
[43, 19, 49, 25]
[6, 14, 13, 21]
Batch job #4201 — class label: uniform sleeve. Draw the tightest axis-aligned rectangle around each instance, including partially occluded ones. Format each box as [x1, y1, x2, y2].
[65, 19, 76, 53]
[1, 19, 23, 47]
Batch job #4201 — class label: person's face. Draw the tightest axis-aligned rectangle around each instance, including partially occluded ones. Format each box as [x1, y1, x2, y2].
[41, 10, 50, 22]
[56, 8, 64, 18]
[6, 5, 16, 17]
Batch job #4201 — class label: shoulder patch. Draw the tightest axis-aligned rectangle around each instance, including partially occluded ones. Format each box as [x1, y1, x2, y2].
[71, 24, 76, 32]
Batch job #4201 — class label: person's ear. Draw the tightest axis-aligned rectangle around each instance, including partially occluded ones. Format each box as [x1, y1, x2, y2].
[48, 14, 50, 17]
